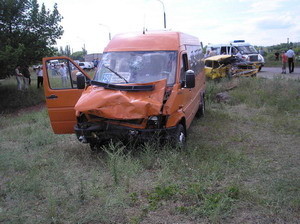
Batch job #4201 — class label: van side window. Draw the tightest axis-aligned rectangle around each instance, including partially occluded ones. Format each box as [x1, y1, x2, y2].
[186, 45, 205, 75]
[232, 47, 238, 55]
[221, 46, 227, 54]
[180, 53, 188, 82]
[46, 59, 81, 89]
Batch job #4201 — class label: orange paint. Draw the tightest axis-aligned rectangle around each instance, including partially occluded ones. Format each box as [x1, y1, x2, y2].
[43, 31, 206, 146]
[74, 79, 166, 119]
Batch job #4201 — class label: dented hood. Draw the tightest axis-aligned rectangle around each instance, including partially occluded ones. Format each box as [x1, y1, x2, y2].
[74, 79, 167, 119]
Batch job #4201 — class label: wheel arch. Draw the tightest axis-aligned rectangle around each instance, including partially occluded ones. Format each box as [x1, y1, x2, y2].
[178, 117, 187, 136]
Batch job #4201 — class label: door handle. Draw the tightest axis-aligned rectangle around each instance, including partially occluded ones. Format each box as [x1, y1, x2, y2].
[46, 94, 58, 99]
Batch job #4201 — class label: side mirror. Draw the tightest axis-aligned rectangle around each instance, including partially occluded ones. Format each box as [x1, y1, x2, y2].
[77, 73, 85, 89]
[185, 70, 195, 88]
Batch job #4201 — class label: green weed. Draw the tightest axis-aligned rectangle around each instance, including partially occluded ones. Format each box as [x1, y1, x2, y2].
[147, 185, 178, 209]
[103, 141, 141, 186]
[0, 77, 299, 223]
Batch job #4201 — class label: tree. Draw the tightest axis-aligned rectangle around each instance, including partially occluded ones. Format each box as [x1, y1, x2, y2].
[57, 44, 87, 61]
[0, 0, 63, 78]
[57, 45, 71, 57]
[71, 51, 85, 61]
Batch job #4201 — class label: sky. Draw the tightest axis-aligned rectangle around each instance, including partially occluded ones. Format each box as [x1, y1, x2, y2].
[38, 0, 300, 54]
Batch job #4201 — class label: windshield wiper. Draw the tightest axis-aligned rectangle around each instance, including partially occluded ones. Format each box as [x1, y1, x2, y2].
[103, 65, 128, 83]
[90, 80, 154, 91]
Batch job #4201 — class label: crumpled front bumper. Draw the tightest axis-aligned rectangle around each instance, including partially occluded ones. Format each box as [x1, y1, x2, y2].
[74, 122, 176, 143]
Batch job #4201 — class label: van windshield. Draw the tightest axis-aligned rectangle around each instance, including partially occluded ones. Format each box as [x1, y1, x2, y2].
[236, 45, 258, 54]
[94, 51, 177, 85]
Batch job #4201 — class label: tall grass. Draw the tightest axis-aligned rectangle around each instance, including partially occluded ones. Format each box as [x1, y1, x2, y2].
[0, 77, 299, 223]
[229, 77, 300, 114]
[0, 76, 45, 113]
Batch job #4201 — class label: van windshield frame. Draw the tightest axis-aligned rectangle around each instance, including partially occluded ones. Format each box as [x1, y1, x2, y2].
[94, 51, 178, 85]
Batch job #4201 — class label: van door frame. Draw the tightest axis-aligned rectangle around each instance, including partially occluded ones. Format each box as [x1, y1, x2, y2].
[42, 56, 91, 134]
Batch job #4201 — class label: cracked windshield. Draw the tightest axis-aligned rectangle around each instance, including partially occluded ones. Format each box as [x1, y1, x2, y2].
[236, 45, 258, 54]
[94, 51, 177, 85]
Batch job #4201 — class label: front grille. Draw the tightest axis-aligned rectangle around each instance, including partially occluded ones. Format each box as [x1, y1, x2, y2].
[88, 114, 143, 125]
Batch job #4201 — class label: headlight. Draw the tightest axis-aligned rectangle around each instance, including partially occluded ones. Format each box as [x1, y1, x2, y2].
[149, 116, 158, 121]
[147, 116, 160, 129]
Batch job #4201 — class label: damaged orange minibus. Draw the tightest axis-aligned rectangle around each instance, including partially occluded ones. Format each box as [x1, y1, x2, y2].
[42, 31, 206, 149]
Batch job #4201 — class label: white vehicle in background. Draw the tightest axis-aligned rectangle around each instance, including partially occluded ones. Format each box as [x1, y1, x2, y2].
[78, 62, 94, 70]
[207, 40, 265, 71]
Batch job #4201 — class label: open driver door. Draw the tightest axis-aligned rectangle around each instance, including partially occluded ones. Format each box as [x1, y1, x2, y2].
[42, 56, 92, 134]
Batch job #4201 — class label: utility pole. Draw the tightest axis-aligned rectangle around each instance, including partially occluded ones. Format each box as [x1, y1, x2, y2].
[99, 24, 112, 41]
[156, 0, 166, 29]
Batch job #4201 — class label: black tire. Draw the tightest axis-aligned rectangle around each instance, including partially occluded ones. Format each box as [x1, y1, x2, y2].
[196, 94, 205, 118]
[171, 124, 186, 148]
[258, 66, 262, 72]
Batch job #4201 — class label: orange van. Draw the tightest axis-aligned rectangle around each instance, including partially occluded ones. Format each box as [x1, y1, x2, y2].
[42, 31, 206, 149]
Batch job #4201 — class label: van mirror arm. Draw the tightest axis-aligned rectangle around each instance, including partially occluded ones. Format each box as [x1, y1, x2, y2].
[180, 80, 186, 88]
[85, 79, 91, 86]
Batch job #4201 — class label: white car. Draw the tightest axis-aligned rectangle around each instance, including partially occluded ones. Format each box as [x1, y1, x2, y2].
[206, 40, 265, 71]
[78, 62, 94, 70]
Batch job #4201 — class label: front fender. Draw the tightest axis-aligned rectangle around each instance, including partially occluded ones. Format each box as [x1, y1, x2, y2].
[166, 110, 185, 128]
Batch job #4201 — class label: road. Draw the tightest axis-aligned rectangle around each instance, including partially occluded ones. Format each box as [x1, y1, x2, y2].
[258, 66, 300, 80]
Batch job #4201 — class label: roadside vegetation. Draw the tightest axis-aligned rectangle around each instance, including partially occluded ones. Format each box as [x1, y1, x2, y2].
[259, 42, 300, 67]
[0, 77, 299, 223]
[0, 69, 96, 114]
[0, 73, 45, 114]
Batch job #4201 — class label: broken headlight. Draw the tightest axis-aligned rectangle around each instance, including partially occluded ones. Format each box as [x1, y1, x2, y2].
[146, 116, 160, 129]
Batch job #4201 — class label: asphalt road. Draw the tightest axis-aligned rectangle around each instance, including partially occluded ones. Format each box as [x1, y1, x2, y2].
[258, 66, 300, 80]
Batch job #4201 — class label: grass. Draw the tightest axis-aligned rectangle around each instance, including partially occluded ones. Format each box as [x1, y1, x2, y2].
[0, 68, 95, 114]
[0, 74, 45, 114]
[0, 77, 299, 223]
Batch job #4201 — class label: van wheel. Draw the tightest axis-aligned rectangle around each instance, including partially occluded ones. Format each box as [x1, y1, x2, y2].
[171, 124, 186, 148]
[196, 94, 205, 118]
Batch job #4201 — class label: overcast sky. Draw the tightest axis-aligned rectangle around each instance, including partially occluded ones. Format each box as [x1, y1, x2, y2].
[38, 0, 300, 54]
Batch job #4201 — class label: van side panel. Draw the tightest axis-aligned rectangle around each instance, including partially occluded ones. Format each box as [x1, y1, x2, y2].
[164, 37, 205, 129]
[184, 44, 205, 128]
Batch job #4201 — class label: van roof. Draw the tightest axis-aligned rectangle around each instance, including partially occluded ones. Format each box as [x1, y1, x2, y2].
[207, 42, 251, 47]
[104, 31, 200, 52]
